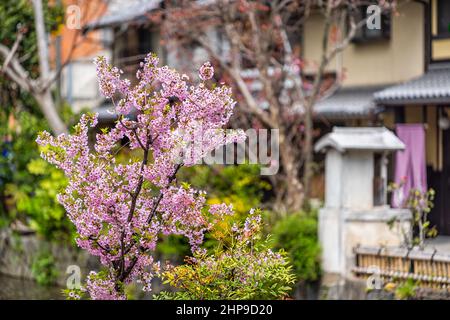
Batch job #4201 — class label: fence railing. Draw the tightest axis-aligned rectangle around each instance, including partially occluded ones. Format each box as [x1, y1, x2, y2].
[353, 246, 450, 290]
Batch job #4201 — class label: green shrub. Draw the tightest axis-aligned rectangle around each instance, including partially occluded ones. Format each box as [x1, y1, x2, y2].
[155, 210, 296, 300]
[1, 110, 48, 223]
[156, 234, 191, 261]
[31, 251, 59, 286]
[7, 158, 74, 242]
[1, 107, 79, 243]
[179, 164, 271, 215]
[395, 278, 418, 300]
[271, 211, 321, 282]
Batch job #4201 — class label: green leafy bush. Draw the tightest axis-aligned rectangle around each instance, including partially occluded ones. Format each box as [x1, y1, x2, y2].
[155, 210, 296, 300]
[31, 251, 59, 286]
[179, 164, 271, 216]
[271, 211, 321, 282]
[1, 111, 48, 222]
[395, 278, 418, 300]
[1, 108, 79, 242]
[9, 158, 74, 242]
[388, 182, 437, 249]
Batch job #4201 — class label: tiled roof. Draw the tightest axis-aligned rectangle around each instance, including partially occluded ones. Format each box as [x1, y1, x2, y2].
[314, 127, 405, 153]
[374, 66, 450, 105]
[313, 86, 385, 119]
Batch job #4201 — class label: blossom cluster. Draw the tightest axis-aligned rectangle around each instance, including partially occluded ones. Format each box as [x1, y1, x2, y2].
[37, 53, 246, 299]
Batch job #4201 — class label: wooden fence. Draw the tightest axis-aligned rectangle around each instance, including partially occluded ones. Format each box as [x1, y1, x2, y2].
[353, 246, 450, 290]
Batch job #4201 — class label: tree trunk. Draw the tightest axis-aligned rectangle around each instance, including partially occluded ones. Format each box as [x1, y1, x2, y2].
[302, 102, 314, 206]
[32, 0, 50, 77]
[32, 0, 67, 135]
[35, 91, 67, 135]
[279, 131, 303, 213]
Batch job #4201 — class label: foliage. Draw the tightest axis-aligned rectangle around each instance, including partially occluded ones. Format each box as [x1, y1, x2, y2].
[406, 188, 437, 249]
[7, 158, 74, 242]
[388, 183, 437, 249]
[156, 235, 191, 260]
[1, 110, 45, 220]
[155, 210, 296, 300]
[31, 251, 59, 286]
[271, 211, 321, 282]
[38, 54, 247, 299]
[180, 164, 271, 216]
[0, 106, 78, 242]
[395, 278, 418, 300]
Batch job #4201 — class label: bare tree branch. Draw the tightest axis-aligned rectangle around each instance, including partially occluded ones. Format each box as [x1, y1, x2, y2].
[0, 44, 34, 93]
[2, 30, 25, 72]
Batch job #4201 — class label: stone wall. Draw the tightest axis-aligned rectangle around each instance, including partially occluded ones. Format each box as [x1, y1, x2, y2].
[0, 228, 99, 286]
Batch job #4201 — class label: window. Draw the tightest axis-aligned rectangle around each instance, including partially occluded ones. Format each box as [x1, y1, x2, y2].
[137, 27, 154, 55]
[351, 5, 391, 44]
[114, 26, 157, 82]
[430, 0, 450, 62]
[437, 0, 450, 38]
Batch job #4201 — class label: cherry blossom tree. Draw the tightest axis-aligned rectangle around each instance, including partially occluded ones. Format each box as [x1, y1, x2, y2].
[37, 53, 245, 299]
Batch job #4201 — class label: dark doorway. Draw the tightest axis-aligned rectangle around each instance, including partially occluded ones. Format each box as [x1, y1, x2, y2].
[429, 127, 450, 235]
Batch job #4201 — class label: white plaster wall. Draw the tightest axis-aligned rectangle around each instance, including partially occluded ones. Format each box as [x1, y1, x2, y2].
[319, 208, 342, 274]
[342, 151, 374, 209]
[325, 149, 343, 208]
[61, 50, 112, 112]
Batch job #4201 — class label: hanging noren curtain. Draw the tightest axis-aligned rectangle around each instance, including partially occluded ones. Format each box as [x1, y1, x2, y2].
[392, 124, 427, 208]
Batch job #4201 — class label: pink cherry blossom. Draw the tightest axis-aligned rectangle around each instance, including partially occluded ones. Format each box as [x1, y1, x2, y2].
[37, 53, 246, 300]
[199, 61, 214, 81]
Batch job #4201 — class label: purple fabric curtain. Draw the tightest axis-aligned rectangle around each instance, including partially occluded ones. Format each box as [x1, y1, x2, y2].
[392, 124, 427, 208]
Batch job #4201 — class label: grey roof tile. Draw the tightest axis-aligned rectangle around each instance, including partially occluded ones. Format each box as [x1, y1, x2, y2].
[313, 86, 385, 119]
[374, 66, 450, 105]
